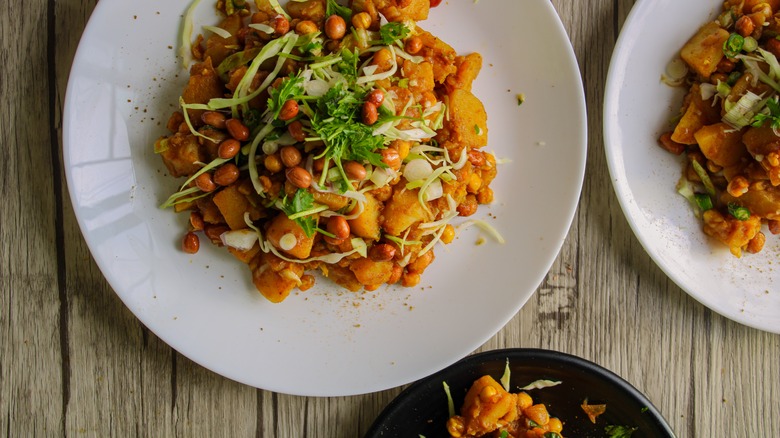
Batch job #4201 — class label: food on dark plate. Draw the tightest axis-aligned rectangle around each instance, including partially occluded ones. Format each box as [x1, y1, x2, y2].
[445, 374, 564, 438]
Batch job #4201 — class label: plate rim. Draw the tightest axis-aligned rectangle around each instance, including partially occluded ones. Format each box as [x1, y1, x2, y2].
[61, 0, 588, 395]
[365, 347, 676, 437]
[603, 0, 780, 334]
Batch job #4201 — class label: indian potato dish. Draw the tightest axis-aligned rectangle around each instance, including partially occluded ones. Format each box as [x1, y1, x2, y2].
[659, 0, 780, 257]
[155, 0, 495, 302]
[446, 375, 564, 438]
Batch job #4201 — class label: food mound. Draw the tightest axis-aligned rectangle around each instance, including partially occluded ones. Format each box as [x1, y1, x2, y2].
[446, 375, 564, 438]
[155, 0, 495, 302]
[658, 0, 780, 257]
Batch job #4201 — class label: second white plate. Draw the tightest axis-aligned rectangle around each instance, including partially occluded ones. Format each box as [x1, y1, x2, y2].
[605, 0, 780, 333]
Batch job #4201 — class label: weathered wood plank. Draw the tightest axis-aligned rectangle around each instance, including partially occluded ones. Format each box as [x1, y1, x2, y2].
[1, 0, 64, 435]
[53, 0, 178, 436]
[4, 0, 773, 437]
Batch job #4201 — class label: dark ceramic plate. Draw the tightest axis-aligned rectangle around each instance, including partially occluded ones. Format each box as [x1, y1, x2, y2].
[365, 349, 675, 438]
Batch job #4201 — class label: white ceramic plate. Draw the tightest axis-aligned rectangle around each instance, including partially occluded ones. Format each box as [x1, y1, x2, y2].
[64, 0, 586, 396]
[605, 0, 780, 334]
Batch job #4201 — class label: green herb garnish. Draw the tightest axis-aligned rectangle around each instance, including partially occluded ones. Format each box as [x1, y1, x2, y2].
[309, 82, 386, 189]
[325, 0, 352, 21]
[751, 97, 780, 128]
[267, 73, 305, 119]
[605, 425, 638, 438]
[279, 189, 318, 237]
[379, 22, 410, 45]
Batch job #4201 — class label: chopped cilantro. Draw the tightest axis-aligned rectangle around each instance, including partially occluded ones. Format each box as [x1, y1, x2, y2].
[379, 22, 410, 45]
[279, 189, 318, 237]
[267, 73, 305, 119]
[325, 0, 352, 21]
[335, 48, 361, 82]
[605, 425, 638, 438]
[751, 96, 780, 129]
[309, 82, 386, 181]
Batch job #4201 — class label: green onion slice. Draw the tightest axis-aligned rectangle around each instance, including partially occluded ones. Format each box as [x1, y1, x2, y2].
[694, 193, 713, 211]
[728, 203, 751, 220]
[723, 33, 744, 58]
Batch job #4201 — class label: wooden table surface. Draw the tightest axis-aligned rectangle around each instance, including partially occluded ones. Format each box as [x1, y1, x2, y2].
[3, 0, 780, 436]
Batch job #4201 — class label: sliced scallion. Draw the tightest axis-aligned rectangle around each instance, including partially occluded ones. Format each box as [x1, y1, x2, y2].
[728, 203, 751, 220]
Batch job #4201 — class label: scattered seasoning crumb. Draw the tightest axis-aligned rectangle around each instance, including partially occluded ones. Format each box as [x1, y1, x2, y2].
[516, 93, 525, 106]
[475, 237, 485, 245]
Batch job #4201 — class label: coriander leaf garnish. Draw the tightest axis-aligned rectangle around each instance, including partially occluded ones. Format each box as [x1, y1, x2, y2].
[604, 425, 639, 438]
[325, 0, 352, 21]
[336, 47, 361, 81]
[751, 96, 780, 128]
[308, 82, 386, 186]
[379, 22, 410, 45]
[268, 73, 305, 120]
[279, 189, 318, 237]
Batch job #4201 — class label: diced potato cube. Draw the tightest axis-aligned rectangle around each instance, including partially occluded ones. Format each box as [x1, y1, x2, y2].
[349, 192, 382, 241]
[266, 214, 315, 259]
[416, 28, 458, 83]
[382, 186, 432, 236]
[694, 123, 748, 166]
[671, 84, 720, 144]
[437, 89, 488, 149]
[742, 123, 780, 157]
[182, 58, 223, 124]
[680, 21, 730, 79]
[212, 185, 251, 230]
[250, 252, 304, 303]
[373, 0, 429, 22]
[445, 53, 483, 92]
[721, 186, 780, 220]
[349, 258, 393, 286]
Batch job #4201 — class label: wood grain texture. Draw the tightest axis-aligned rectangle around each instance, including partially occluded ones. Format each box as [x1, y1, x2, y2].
[1, 0, 64, 435]
[0, 0, 777, 436]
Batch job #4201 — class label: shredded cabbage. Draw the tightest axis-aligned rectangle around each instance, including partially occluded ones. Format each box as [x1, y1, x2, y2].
[179, 0, 202, 68]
